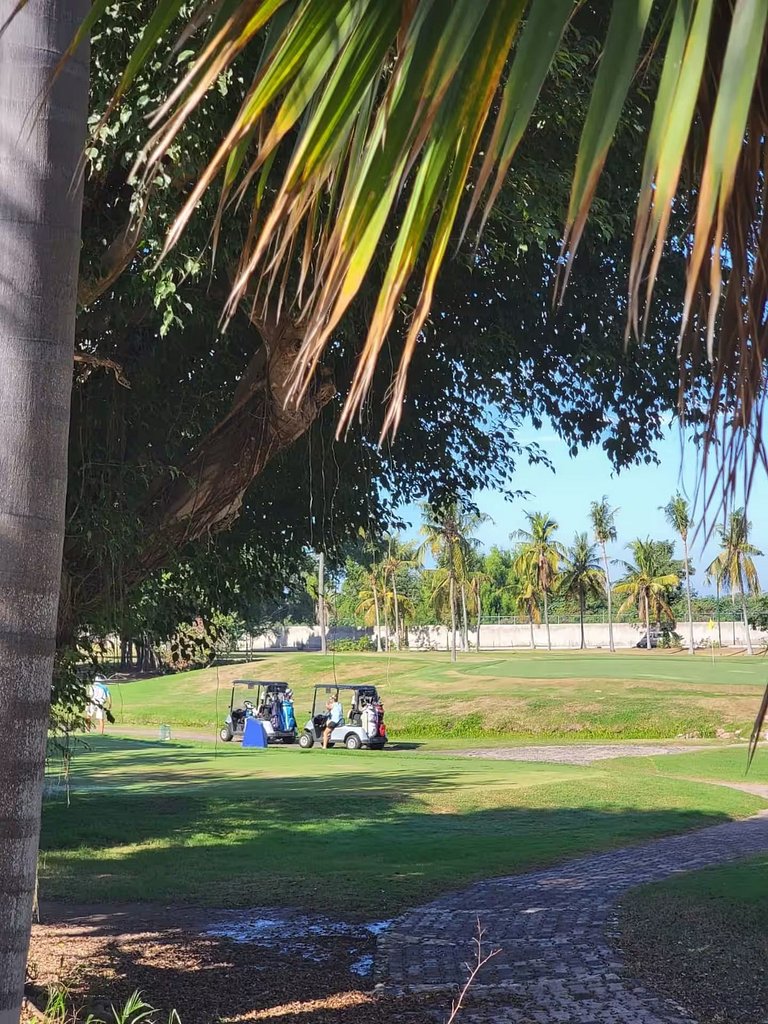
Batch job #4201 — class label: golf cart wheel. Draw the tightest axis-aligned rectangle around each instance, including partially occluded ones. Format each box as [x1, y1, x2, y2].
[220, 727, 233, 742]
[345, 734, 363, 750]
[299, 731, 314, 749]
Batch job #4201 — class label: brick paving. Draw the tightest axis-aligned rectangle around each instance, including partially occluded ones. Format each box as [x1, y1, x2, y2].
[377, 810, 768, 1022]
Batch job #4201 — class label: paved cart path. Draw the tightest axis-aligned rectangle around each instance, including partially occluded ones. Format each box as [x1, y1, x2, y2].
[377, 806, 768, 1023]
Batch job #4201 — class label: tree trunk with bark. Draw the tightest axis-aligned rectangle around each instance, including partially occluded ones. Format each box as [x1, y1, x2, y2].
[0, 4, 89, 1021]
[475, 590, 481, 653]
[645, 594, 652, 649]
[579, 586, 586, 649]
[460, 583, 469, 651]
[682, 535, 695, 655]
[543, 589, 551, 650]
[529, 613, 535, 650]
[318, 551, 326, 655]
[372, 583, 382, 653]
[739, 580, 754, 655]
[449, 574, 457, 663]
[392, 574, 400, 650]
[601, 542, 615, 652]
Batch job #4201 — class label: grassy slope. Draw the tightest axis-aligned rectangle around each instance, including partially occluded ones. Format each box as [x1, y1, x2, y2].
[109, 650, 767, 739]
[40, 742, 767, 915]
[620, 855, 768, 1024]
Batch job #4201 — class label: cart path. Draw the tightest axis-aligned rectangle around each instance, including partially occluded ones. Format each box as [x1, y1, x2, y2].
[109, 729, 722, 764]
[377, 807, 768, 1023]
[449, 743, 716, 765]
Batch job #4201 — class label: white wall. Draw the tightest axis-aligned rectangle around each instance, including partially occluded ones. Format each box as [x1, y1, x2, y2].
[239, 621, 767, 651]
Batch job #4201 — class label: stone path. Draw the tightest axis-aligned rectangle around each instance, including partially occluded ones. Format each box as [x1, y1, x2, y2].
[453, 744, 714, 765]
[377, 809, 768, 1022]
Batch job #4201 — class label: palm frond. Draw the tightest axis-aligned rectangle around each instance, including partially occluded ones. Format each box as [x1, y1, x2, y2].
[9, 0, 768, 465]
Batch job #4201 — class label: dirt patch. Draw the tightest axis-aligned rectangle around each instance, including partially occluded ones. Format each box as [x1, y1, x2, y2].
[26, 903, 436, 1024]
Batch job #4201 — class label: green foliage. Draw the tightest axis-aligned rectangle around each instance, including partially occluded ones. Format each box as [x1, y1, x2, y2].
[327, 636, 375, 652]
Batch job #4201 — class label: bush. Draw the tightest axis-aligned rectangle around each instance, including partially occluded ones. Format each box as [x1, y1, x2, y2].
[328, 636, 374, 652]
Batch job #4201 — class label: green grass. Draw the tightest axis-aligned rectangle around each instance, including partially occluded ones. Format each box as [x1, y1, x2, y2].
[620, 855, 768, 1024]
[40, 740, 768, 916]
[109, 650, 768, 739]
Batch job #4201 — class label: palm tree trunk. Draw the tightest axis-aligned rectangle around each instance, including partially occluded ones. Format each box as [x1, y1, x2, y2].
[529, 611, 535, 650]
[449, 574, 457, 662]
[460, 583, 469, 651]
[543, 589, 551, 650]
[372, 583, 382, 652]
[0, 4, 89, 1020]
[682, 535, 694, 655]
[645, 593, 652, 649]
[318, 551, 327, 654]
[739, 581, 754, 655]
[383, 602, 390, 653]
[601, 542, 615, 652]
[579, 585, 586, 649]
[476, 587, 482, 652]
[716, 579, 722, 647]
[392, 574, 400, 650]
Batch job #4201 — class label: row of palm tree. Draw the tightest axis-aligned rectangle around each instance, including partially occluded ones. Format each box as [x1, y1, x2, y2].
[333, 497, 762, 657]
[510, 499, 763, 654]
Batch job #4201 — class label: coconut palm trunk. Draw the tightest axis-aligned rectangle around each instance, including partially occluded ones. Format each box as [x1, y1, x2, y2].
[578, 586, 586, 649]
[529, 612, 535, 650]
[600, 542, 615, 652]
[644, 592, 652, 649]
[460, 583, 469, 651]
[449, 574, 457, 662]
[543, 588, 551, 650]
[476, 590, 482, 653]
[372, 582, 382, 652]
[738, 578, 754, 655]
[682, 535, 695, 654]
[0, 3, 89, 1021]
[391, 574, 401, 649]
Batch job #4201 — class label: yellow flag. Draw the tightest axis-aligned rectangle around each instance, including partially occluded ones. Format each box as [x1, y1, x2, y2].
[707, 619, 715, 632]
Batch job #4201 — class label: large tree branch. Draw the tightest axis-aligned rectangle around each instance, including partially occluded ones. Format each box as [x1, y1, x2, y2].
[65, 314, 335, 632]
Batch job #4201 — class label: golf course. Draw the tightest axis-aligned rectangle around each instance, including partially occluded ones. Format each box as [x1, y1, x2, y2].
[106, 648, 768, 739]
[35, 650, 768, 1024]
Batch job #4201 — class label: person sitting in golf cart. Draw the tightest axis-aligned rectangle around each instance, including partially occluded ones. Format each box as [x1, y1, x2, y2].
[323, 693, 344, 748]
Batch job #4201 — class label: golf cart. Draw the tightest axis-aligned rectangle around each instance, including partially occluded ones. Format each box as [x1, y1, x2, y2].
[220, 680, 297, 744]
[299, 684, 387, 750]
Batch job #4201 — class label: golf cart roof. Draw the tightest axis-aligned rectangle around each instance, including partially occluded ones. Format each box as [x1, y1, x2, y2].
[313, 684, 378, 694]
[231, 680, 290, 691]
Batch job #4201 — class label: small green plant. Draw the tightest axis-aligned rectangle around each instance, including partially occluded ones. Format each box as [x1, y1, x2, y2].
[38, 987, 179, 1024]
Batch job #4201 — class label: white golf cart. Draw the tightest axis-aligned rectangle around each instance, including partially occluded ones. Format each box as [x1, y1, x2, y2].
[298, 684, 387, 750]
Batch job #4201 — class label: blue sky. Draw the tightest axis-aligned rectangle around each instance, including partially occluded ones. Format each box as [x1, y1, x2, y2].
[398, 421, 768, 593]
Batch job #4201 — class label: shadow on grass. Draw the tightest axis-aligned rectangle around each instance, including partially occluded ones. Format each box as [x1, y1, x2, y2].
[39, 758, 745, 918]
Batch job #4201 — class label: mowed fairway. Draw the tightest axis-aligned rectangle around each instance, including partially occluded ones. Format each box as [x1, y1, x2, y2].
[40, 740, 768, 915]
[111, 650, 768, 739]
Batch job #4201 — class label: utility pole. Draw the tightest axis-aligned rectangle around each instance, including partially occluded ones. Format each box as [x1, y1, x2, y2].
[318, 550, 327, 654]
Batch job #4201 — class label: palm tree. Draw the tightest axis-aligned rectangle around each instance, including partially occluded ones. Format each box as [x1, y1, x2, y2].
[0, 3, 90, 1018]
[589, 497, 618, 653]
[381, 537, 419, 649]
[708, 510, 762, 655]
[662, 494, 695, 655]
[512, 512, 562, 651]
[615, 540, 680, 649]
[467, 570, 489, 652]
[558, 534, 605, 650]
[509, 564, 542, 650]
[67, 2, 768, 464]
[356, 567, 384, 652]
[420, 500, 485, 662]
